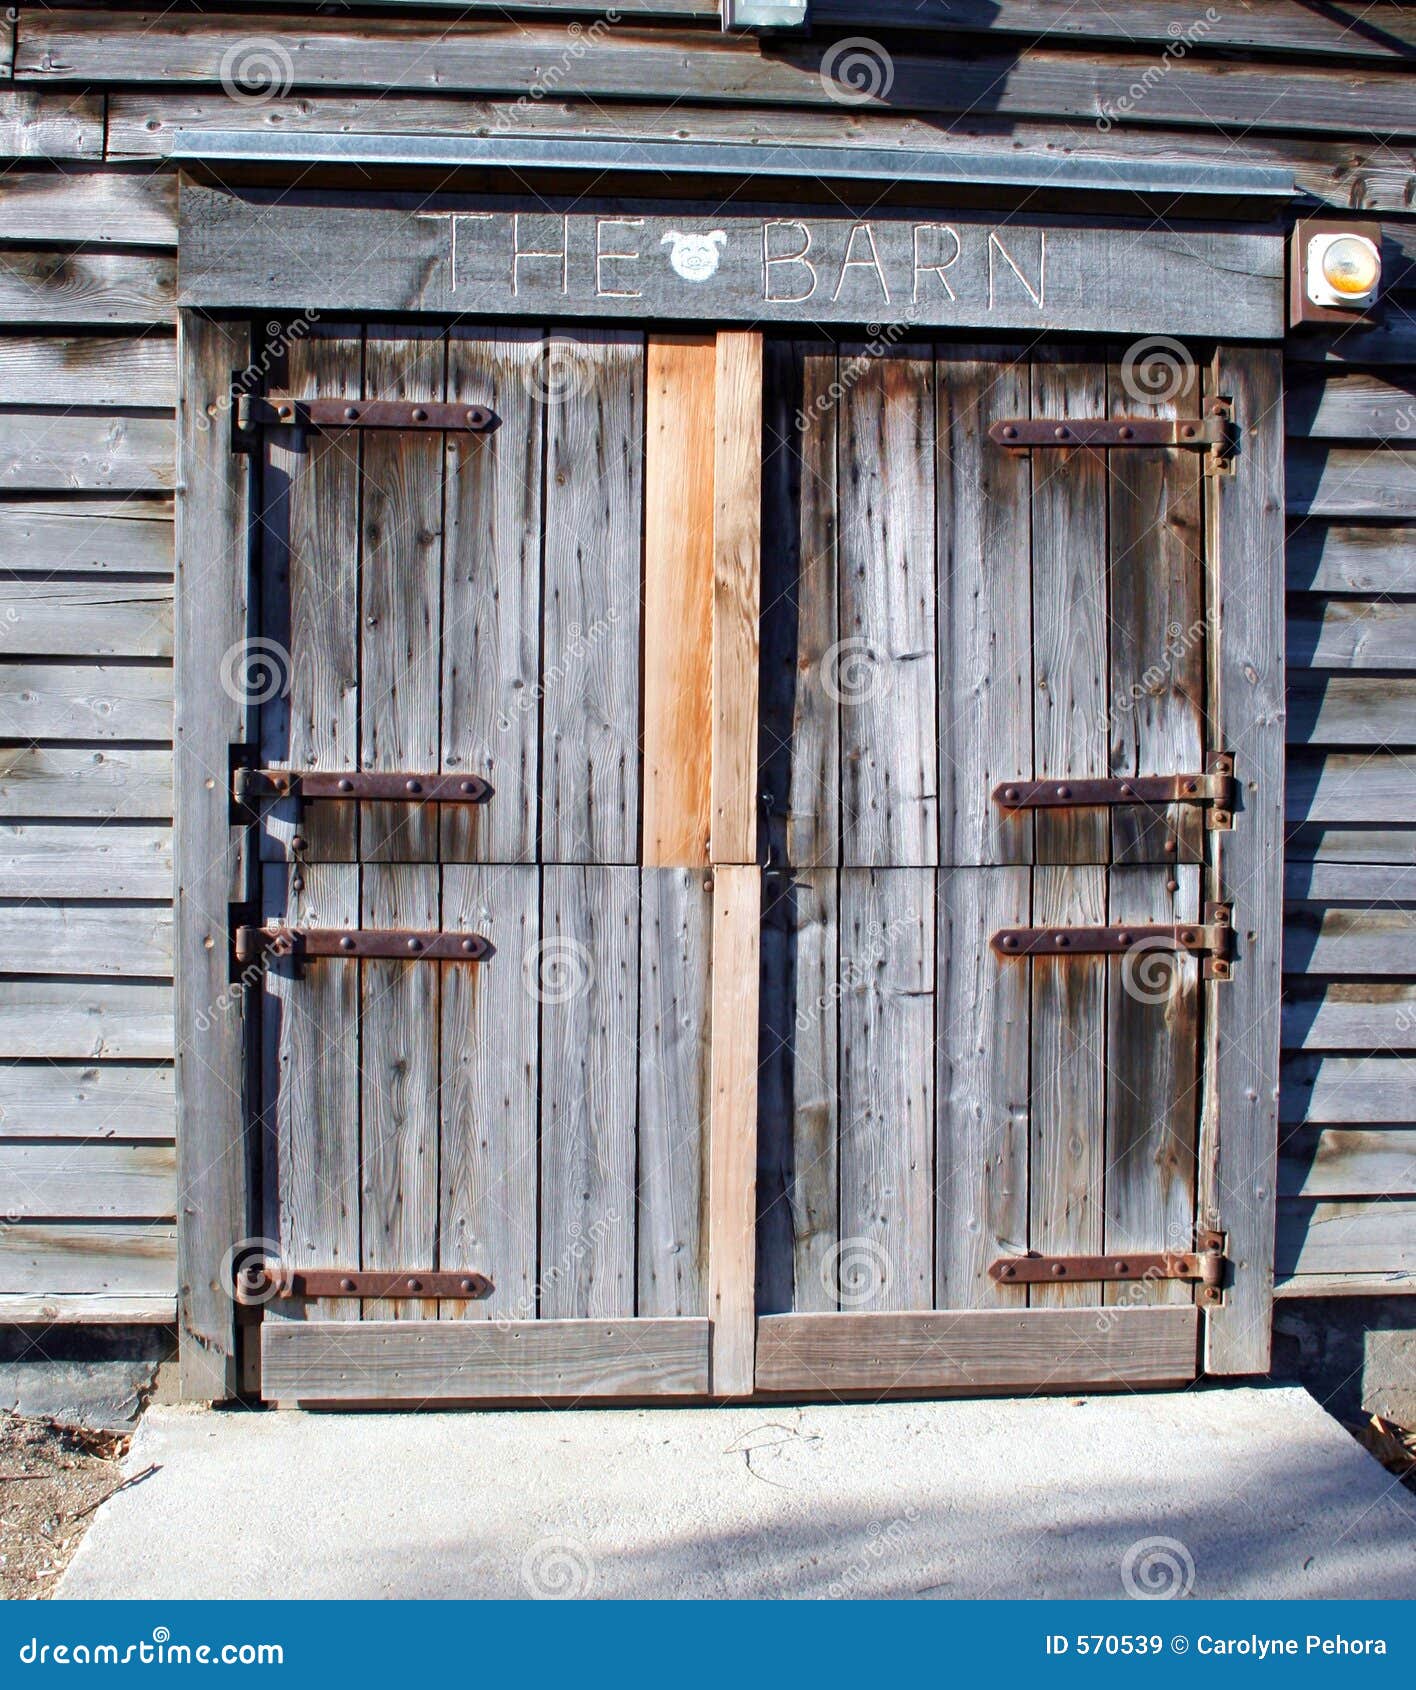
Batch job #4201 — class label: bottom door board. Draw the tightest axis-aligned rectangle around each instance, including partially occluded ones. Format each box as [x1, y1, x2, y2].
[754, 1308, 1199, 1395]
[262, 1316, 710, 1403]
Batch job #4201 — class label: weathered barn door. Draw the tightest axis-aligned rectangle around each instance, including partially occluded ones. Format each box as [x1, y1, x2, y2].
[234, 322, 735, 1404]
[754, 339, 1280, 1394]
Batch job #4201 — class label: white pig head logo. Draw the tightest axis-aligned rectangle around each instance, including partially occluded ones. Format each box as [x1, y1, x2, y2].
[661, 229, 728, 283]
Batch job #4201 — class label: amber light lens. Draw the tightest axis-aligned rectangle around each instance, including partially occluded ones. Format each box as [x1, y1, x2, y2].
[1321, 235, 1381, 298]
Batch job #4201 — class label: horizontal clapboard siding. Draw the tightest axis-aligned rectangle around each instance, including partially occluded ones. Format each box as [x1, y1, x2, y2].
[0, 165, 178, 1321]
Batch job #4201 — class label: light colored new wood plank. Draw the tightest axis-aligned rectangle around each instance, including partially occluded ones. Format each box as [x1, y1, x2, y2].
[0, 1142, 174, 1220]
[262, 1316, 711, 1402]
[0, 579, 172, 658]
[1287, 445, 1415, 519]
[0, 1222, 175, 1296]
[0, 170, 176, 247]
[0, 1062, 173, 1139]
[541, 330, 643, 863]
[1276, 1198, 1416, 1277]
[0, 747, 171, 819]
[0, 662, 171, 740]
[0, 90, 104, 159]
[1285, 907, 1416, 975]
[1287, 371, 1416, 440]
[0, 497, 173, 574]
[0, 903, 172, 976]
[1286, 523, 1416, 594]
[642, 335, 714, 868]
[1288, 675, 1416, 748]
[711, 330, 761, 867]
[0, 250, 175, 326]
[754, 1307, 1198, 1393]
[539, 866, 638, 1318]
[1280, 1130, 1416, 1199]
[638, 869, 711, 1319]
[0, 1292, 173, 1322]
[0, 823, 171, 898]
[1287, 754, 1416, 826]
[0, 411, 175, 492]
[0, 334, 175, 409]
[1281, 982, 1416, 1051]
[708, 864, 759, 1396]
[1289, 600, 1416, 671]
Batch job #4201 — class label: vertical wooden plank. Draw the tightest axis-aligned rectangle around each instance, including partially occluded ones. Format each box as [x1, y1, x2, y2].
[1106, 352, 1205, 863]
[642, 335, 714, 867]
[935, 866, 1031, 1310]
[711, 330, 762, 866]
[838, 868, 934, 1311]
[757, 868, 837, 1315]
[937, 347, 1033, 867]
[708, 863, 759, 1393]
[1029, 863, 1107, 1307]
[759, 340, 839, 869]
[262, 325, 362, 863]
[175, 312, 250, 1401]
[264, 862, 359, 1324]
[360, 862, 439, 1319]
[1104, 865, 1200, 1306]
[441, 327, 544, 864]
[542, 330, 643, 864]
[440, 864, 539, 1320]
[637, 868, 711, 1317]
[839, 347, 937, 867]
[539, 865, 638, 1317]
[1203, 346, 1284, 1374]
[360, 326, 445, 862]
[1031, 352, 1110, 864]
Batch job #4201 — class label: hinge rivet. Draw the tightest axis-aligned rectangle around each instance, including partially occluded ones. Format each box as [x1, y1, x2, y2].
[1056, 784, 1071, 799]
[340, 1277, 356, 1293]
[406, 779, 422, 794]
[412, 407, 429, 423]
[1054, 426, 1068, 439]
[1051, 1263, 1066, 1276]
[407, 1277, 423, 1292]
[339, 936, 355, 951]
[407, 938, 422, 952]
[460, 938, 477, 954]
[337, 778, 353, 793]
[344, 406, 359, 422]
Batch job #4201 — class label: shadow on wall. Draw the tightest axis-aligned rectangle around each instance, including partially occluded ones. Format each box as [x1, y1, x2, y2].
[1275, 1296, 1416, 1427]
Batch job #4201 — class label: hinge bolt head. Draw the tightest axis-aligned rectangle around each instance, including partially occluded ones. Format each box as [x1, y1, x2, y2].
[1051, 1263, 1066, 1276]
[406, 779, 422, 794]
[340, 1277, 356, 1293]
[339, 936, 355, 951]
[338, 778, 353, 793]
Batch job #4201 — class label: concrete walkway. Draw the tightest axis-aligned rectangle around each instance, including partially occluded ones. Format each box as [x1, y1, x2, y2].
[59, 1386, 1416, 1600]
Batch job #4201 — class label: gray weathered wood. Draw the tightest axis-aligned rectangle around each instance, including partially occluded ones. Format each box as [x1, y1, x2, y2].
[935, 866, 1030, 1309]
[1288, 600, 1416, 671]
[0, 90, 104, 158]
[0, 580, 172, 658]
[0, 747, 171, 819]
[0, 251, 175, 326]
[1282, 982, 1416, 1051]
[441, 326, 544, 864]
[1276, 1199, 1416, 1277]
[539, 866, 638, 1316]
[1202, 345, 1284, 1375]
[1285, 907, 1416, 975]
[1287, 320, 1416, 367]
[1280, 1130, 1416, 1199]
[0, 412, 175, 492]
[1287, 754, 1416, 825]
[1287, 371, 1416, 441]
[0, 980, 172, 1059]
[0, 663, 171, 740]
[0, 497, 173, 574]
[262, 1316, 710, 1401]
[174, 314, 251, 1400]
[0, 904, 172, 976]
[1287, 445, 1415, 519]
[1281, 1055, 1416, 1126]
[1288, 675, 1416, 747]
[1285, 859, 1416, 901]
[0, 1222, 175, 1294]
[937, 347, 1032, 867]
[838, 868, 934, 1311]
[0, 1292, 173, 1322]
[1286, 523, 1416, 595]
[0, 170, 176, 247]
[0, 1143, 174, 1220]
[637, 869, 711, 1319]
[754, 1307, 1199, 1393]
[0, 824, 172, 898]
[839, 348, 937, 866]
[0, 1062, 174, 1139]
[181, 188, 1284, 339]
[541, 331, 643, 863]
[0, 334, 175, 409]
[1273, 1271, 1416, 1298]
[439, 865, 539, 1320]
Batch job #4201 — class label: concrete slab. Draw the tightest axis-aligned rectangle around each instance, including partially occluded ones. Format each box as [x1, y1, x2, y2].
[59, 1385, 1416, 1600]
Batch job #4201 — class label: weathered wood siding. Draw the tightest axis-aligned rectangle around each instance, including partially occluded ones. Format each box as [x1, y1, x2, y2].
[1, 2, 1413, 1325]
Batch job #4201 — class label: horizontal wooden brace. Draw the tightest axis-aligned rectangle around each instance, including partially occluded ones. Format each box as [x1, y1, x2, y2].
[991, 903, 1234, 978]
[238, 1264, 493, 1303]
[234, 925, 494, 966]
[234, 767, 493, 806]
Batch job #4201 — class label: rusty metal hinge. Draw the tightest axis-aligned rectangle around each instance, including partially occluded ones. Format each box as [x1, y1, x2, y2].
[989, 402, 1235, 471]
[991, 902, 1234, 979]
[994, 753, 1235, 830]
[234, 925, 494, 969]
[236, 1263, 494, 1304]
[234, 395, 499, 446]
[989, 1231, 1227, 1303]
[234, 768, 493, 829]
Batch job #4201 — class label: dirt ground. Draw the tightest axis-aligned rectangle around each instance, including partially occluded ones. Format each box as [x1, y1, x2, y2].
[0, 1414, 126, 1600]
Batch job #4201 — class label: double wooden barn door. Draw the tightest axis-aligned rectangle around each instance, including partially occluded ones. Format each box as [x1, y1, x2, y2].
[232, 321, 1271, 1404]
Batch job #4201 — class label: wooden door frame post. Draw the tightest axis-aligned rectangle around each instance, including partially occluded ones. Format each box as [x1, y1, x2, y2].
[175, 310, 253, 1401]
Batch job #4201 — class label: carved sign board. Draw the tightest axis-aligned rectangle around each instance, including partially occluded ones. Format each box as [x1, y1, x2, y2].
[180, 186, 1284, 338]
